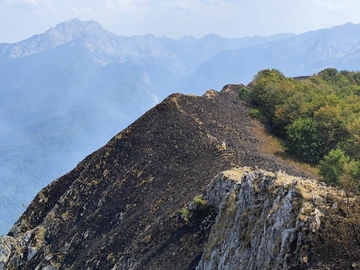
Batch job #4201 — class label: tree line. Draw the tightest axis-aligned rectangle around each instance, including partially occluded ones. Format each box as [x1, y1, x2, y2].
[241, 68, 360, 190]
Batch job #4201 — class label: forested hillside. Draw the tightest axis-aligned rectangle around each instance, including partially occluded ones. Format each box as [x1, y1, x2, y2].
[244, 68, 360, 189]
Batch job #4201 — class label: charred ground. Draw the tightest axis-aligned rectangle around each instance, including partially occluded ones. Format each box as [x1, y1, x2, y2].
[5, 85, 314, 269]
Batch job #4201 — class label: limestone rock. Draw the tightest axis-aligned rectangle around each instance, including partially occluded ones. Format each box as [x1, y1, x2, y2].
[197, 167, 360, 270]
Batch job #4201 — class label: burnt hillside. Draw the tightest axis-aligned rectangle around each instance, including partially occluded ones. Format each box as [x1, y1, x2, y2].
[1, 85, 313, 269]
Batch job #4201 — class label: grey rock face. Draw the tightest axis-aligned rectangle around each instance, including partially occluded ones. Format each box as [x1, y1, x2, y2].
[197, 167, 349, 270]
[0, 236, 16, 270]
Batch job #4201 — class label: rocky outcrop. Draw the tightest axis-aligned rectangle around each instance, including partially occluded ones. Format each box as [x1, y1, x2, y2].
[0, 236, 16, 269]
[197, 168, 360, 270]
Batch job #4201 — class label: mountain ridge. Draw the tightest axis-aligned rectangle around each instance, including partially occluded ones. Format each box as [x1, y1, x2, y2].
[185, 21, 360, 90]
[1, 85, 359, 269]
[0, 18, 294, 67]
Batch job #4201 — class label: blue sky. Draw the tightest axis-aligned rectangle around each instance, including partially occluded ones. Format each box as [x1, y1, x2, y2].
[1, 0, 360, 43]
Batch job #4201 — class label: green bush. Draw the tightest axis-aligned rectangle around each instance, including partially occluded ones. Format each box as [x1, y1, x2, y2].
[248, 109, 262, 120]
[243, 68, 360, 188]
[239, 87, 250, 100]
[179, 207, 190, 223]
[193, 194, 207, 207]
[318, 148, 349, 185]
[286, 118, 323, 164]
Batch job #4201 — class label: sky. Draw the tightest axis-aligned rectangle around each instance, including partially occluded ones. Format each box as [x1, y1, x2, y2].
[1, 0, 360, 43]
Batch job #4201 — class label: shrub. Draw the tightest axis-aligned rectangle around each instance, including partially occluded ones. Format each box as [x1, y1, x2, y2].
[179, 207, 190, 223]
[239, 87, 250, 100]
[249, 109, 262, 120]
[286, 118, 323, 164]
[318, 148, 349, 185]
[193, 194, 207, 207]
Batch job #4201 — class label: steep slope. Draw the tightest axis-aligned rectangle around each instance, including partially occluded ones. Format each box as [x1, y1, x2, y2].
[0, 85, 314, 269]
[0, 40, 156, 234]
[198, 168, 360, 269]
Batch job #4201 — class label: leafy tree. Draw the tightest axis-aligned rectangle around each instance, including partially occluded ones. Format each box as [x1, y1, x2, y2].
[250, 69, 295, 124]
[245, 68, 360, 188]
[318, 148, 349, 185]
[344, 159, 360, 183]
[286, 118, 323, 164]
[273, 89, 312, 136]
[342, 119, 360, 159]
[313, 105, 348, 153]
[318, 68, 339, 79]
[250, 69, 288, 108]
[239, 86, 250, 100]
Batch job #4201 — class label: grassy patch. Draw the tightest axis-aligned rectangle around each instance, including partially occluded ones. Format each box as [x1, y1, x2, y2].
[194, 195, 208, 207]
[248, 109, 263, 121]
[179, 207, 190, 223]
[247, 119, 318, 178]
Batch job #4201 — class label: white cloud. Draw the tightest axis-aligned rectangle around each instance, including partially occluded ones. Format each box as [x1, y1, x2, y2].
[170, 0, 192, 9]
[69, 5, 93, 16]
[5, 0, 50, 9]
[105, 0, 148, 13]
[314, 0, 355, 10]
[2, 0, 360, 43]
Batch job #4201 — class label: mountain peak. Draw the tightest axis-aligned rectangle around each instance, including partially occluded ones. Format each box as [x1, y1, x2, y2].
[331, 21, 360, 31]
[342, 21, 356, 27]
[1, 18, 176, 61]
[181, 35, 196, 40]
[51, 18, 105, 38]
[1, 18, 118, 59]
[200, 33, 222, 41]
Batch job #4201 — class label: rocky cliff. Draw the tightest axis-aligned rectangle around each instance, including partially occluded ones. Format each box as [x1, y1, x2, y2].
[197, 168, 360, 269]
[1, 85, 359, 269]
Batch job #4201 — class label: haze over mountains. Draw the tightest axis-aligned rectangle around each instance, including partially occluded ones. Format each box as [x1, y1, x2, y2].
[0, 18, 360, 234]
[186, 22, 360, 91]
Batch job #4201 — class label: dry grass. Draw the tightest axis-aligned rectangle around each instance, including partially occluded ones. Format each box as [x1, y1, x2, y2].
[248, 119, 319, 178]
[273, 172, 294, 186]
[223, 168, 249, 182]
[36, 226, 46, 247]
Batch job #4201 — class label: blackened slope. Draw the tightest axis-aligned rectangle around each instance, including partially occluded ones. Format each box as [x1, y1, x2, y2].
[7, 84, 311, 269]
[10, 152, 98, 234]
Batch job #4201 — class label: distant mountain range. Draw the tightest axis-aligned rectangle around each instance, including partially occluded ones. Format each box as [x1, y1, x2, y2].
[0, 18, 360, 234]
[185, 22, 360, 91]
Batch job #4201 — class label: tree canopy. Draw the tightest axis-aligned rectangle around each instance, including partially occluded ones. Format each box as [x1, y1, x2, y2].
[244, 68, 360, 189]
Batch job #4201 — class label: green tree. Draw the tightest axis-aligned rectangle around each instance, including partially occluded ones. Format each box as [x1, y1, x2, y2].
[250, 69, 295, 123]
[318, 68, 339, 79]
[273, 90, 311, 136]
[286, 118, 323, 164]
[246, 68, 360, 174]
[313, 105, 349, 153]
[239, 86, 250, 100]
[342, 119, 360, 159]
[318, 148, 349, 185]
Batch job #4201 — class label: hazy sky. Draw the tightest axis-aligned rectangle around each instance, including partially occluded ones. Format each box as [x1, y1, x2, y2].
[1, 0, 360, 43]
